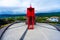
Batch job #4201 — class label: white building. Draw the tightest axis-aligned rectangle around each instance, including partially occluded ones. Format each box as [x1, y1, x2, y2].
[47, 17, 59, 22]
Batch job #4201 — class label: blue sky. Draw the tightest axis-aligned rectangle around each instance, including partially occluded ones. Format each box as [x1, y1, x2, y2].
[0, 0, 60, 14]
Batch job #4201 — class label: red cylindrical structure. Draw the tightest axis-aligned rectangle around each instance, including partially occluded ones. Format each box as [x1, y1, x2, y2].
[26, 5, 35, 29]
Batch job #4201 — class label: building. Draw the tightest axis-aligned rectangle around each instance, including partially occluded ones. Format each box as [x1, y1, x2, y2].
[26, 5, 35, 29]
[47, 17, 59, 22]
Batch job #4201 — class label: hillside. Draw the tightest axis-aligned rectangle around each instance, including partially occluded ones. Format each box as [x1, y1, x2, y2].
[36, 12, 60, 17]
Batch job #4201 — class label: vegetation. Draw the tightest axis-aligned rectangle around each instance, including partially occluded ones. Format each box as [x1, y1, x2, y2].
[0, 16, 26, 29]
[0, 16, 60, 29]
[36, 12, 60, 17]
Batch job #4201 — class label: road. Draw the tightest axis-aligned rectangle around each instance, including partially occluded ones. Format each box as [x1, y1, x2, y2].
[1, 22, 60, 40]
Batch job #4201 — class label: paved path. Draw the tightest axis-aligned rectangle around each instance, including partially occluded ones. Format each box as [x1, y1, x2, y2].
[1, 23, 60, 40]
[24, 23, 60, 40]
[0, 26, 8, 37]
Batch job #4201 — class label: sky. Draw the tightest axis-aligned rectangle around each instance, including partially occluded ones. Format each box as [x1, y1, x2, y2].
[0, 0, 60, 14]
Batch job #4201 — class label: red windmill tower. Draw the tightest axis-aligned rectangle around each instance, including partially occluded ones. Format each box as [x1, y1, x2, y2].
[26, 4, 35, 30]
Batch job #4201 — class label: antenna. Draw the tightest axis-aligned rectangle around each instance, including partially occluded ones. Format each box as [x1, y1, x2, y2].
[30, 0, 32, 8]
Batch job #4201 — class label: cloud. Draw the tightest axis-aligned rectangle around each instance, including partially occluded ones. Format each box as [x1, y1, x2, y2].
[0, 0, 20, 7]
[0, 0, 31, 7]
[0, 0, 60, 13]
